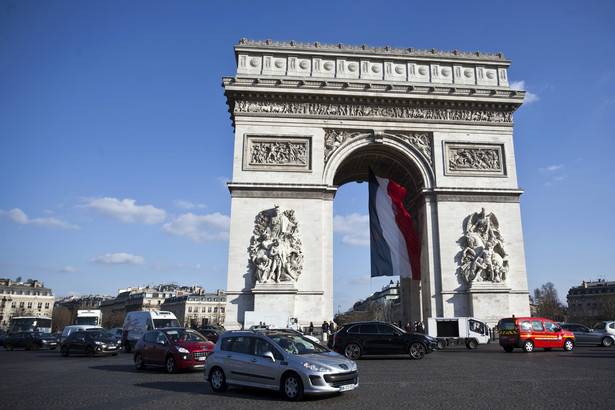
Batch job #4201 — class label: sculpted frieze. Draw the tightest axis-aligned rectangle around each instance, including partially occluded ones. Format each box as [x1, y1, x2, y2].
[244, 136, 310, 170]
[234, 100, 513, 123]
[458, 208, 509, 284]
[249, 206, 304, 285]
[446, 143, 504, 175]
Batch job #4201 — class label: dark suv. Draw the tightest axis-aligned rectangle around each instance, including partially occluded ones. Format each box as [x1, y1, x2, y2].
[328, 321, 438, 360]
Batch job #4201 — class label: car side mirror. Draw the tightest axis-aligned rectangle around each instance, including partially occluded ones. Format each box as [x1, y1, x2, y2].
[158, 340, 168, 346]
[262, 351, 276, 362]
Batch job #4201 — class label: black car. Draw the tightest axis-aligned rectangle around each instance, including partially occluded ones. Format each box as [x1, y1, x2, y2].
[3, 331, 60, 351]
[60, 329, 121, 357]
[328, 321, 438, 360]
[196, 328, 221, 344]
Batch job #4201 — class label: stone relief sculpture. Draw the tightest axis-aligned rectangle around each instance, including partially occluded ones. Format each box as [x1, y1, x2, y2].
[448, 145, 502, 172]
[235, 100, 512, 123]
[459, 208, 509, 284]
[249, 206, 304, 284]
[323, 129, 433, 166]
[249, 140, 308, 166]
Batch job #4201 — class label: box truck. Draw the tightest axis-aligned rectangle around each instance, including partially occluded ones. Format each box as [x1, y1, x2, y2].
[426, 317, 490, 349]
[75, 310, 103, 326]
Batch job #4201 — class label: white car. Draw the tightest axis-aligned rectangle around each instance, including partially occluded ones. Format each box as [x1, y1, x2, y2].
[204, 329, 358, 401]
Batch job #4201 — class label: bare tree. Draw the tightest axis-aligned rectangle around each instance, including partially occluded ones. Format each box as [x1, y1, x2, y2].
[532, 282, 566, 321]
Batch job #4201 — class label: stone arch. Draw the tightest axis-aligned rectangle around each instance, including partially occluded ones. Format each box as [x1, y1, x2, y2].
[221, 39, 530, 330]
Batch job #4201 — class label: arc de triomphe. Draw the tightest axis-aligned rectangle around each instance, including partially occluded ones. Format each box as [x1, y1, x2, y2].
[221, 39, 530, 329]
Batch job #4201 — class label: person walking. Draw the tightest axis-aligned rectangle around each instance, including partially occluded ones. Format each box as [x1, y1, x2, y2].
[329, 321, 336, 334]
[308, 322, 314, 335]
[321, 321, 329, 341]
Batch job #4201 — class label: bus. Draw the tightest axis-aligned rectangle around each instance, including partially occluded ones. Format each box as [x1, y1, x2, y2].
[7, 316, 52, 334]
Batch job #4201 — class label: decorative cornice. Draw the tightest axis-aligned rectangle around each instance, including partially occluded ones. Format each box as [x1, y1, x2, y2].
[237, 38, 507, 61]
[227, 182, 337, 200]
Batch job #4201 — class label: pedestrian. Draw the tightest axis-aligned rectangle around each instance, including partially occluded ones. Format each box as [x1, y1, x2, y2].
[308, 322, 314, 335]
[405, 322, 412, 332]
[418, 321, 425, 333]
[321, 320, 329, 335]
[329, 321, 336, 334]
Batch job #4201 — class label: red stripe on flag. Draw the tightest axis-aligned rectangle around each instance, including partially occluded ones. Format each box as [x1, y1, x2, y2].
[386, 180, 421, 280]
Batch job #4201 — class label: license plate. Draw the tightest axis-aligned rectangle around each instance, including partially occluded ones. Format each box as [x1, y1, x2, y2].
[196, 356, 206, 361]
[107, 346, 117, 349]
[339, 384, 354, 392]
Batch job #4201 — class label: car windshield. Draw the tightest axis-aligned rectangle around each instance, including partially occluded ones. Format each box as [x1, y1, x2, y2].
[88, 330, 111, 339]
[499, 320, 516, 331]
[153, 318, 180, 328]
[271, 334, 328, 355]
[165, 329, 207, 343]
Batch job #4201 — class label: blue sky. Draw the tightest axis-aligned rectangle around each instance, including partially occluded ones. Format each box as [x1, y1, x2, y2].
[1, 0, 614, 313]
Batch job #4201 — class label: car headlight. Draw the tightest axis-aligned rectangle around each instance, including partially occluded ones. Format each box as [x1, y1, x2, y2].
[349, 361, 358, 371]
[94, 341, 104, 345]
[176, 346, 190, 354]
[302, 362, 331, 372]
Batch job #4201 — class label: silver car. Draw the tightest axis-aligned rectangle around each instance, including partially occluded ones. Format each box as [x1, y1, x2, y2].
[204, 329, 358, 401]
[560, 323, 614, 347]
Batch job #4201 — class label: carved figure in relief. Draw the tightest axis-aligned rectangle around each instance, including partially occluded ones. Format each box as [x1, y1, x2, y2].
[459, 208, 508, 284]
[249, 206, 303, 284]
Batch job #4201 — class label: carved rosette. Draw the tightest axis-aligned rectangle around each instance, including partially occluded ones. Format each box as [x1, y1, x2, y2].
[458, 208, 509, 284]
[249, 206, 304, 285]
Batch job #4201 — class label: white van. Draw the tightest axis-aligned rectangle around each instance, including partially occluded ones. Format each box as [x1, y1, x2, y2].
[61, 325, 103, 342]
[122, 311, 180, 352]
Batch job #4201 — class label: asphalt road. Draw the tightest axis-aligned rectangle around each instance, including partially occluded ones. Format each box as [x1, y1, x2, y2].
[1, 342, 614, 409]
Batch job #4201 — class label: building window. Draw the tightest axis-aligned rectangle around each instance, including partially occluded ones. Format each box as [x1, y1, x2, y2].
[38, 303, 42, 309]
[221, 307, 225, 313]
[214, 307, 218, 313]
[208, 307, 212, 312]
[19, 302, 24, 308]
[11, 302, 16, 308]
[27, 302, 32, 309]
[45, 303, 49, 309]
[188, 307, 192, 312]
[202, 307, 206, 312]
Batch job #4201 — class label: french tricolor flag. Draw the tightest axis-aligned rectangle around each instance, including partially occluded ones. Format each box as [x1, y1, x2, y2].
[368, 168, 421, 280]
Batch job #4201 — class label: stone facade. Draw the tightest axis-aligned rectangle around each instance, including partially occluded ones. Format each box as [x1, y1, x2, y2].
[162, 291, 227, 328]
[222, 39, 530, 329]
[0, 278, 55, 331]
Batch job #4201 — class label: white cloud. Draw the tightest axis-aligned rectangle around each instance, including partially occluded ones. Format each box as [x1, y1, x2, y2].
[333, 213, 370, 246]
[0, 208, 80, 230]
[539, 164, 564, 172]
[82, 197, 165, 224]
[173, 200, 206, 210]
[90, 253, 146, 265]
[510, 80, 539, 104]
[162, 212, 230, 242]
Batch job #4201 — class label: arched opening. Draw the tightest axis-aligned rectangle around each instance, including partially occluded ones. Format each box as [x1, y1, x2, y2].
[329, 139, 429, 318]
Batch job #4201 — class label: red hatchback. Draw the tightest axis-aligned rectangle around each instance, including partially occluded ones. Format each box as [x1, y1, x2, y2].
[134, 328, 214, 373]
[498, 316, 575, 353]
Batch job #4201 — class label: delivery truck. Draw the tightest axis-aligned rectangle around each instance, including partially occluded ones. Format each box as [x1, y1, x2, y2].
[426, 317, 490, 349]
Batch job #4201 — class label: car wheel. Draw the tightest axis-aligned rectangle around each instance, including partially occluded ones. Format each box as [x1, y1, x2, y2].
[281, 372, 304, 401]
[135, 353, 146, 370]
[31, 343, 39, 352]
[409, 342, 426, 360]
[343, 343, 362, 360]
[209, 368, 227, 392]
[601, 337, 614, 347]
[166, 355, 178, 374]
[503, 346, 513, 352]
[522, 340, 534, 353]
[466, 339, 478, 349]
[86, 346, 95, 357]
[61, 346, 69, 357]
[437, 340, 446, 350]
[4, 344, 12, 351]
[563, 339, 574, 351]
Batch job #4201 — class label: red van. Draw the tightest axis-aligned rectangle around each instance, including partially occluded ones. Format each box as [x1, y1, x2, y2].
[498, 316, 575, 353]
